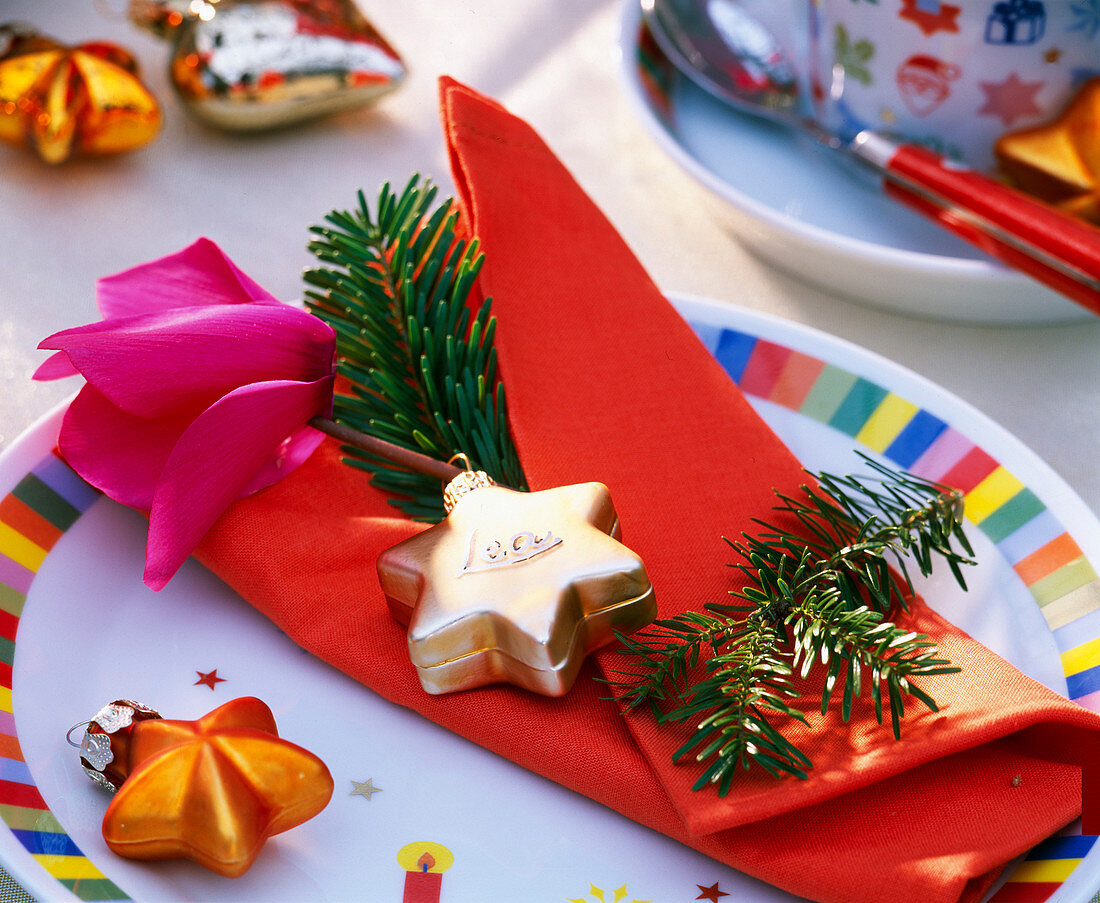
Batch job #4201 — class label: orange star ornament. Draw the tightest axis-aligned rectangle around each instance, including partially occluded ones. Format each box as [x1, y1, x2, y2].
[101, 697, 333, 877]
[0, 25, 160, 163]
[995, 78, 1100, 224]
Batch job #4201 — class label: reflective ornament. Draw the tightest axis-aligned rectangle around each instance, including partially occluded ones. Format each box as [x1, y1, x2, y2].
[98, 696, 333, 877]
[995, 78, 1100, 224]
[129, 0, 406, 131]
[378, 469, 656, 696]
[0, 24, 161, 163]
[71, 699, 162, 791]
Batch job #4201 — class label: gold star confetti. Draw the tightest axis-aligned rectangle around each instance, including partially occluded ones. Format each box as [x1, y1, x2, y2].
[350, 778, 382, 800]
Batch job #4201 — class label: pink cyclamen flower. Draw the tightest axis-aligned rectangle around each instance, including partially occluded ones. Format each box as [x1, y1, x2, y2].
[35, 239, 336, 590]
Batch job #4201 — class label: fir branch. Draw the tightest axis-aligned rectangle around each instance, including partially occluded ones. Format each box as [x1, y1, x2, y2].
[610, 456, 972, 793]
[303, 176, 527, 519]
[718, 454, 973, 619]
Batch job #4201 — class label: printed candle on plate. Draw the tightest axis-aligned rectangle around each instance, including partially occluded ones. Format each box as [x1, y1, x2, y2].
[397, 841, 452, 903]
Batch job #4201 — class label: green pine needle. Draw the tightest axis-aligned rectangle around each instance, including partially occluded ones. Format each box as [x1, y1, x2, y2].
[610, 455, 973, 793]
[304, 176, 527, 519]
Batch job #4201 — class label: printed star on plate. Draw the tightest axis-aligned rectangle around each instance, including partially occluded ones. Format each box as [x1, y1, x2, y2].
[378, 482, 655, 696]
[978, 72, 1045, 126]
[102, 697, 333, 877]
[194, 668, 226, 690]
[696, 882, 730, 902]
[350, 778, 382, 800]
[898, 0, 961, 36]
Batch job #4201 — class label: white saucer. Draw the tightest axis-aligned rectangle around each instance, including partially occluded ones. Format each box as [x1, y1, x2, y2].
[617, 1, 1092, 325]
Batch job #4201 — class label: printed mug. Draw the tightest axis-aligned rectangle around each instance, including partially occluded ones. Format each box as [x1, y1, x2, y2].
[806, 0, 1100, 170]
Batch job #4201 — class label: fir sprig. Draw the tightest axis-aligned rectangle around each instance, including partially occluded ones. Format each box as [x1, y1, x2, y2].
[303, 176, 527, 520]
[610, 457, 974, 793]
[302, 179, 977, 793]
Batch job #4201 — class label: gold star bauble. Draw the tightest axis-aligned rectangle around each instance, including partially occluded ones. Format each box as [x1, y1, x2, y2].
[0, 25, 160, 164]
[995, 77, 1100, 224]
[377, 473, 656, 696]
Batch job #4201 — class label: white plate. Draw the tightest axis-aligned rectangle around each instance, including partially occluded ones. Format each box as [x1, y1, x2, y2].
[0, 296, 1097, 902]
[617, 3, 1092, 325]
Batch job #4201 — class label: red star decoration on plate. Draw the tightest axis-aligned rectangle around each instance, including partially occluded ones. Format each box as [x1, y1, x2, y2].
[696, 883, 730, 902]
[899, 0, 961, 36]
[978, 72, 1045, 126]
[194, 668, 226, 690]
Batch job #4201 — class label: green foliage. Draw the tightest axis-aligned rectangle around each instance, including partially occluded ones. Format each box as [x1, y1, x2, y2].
[303, 176, 527, 520]
[610, 456, 973, 793]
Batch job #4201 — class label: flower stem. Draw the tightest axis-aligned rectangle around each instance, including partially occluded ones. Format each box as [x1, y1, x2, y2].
[308, 416, 466, 483]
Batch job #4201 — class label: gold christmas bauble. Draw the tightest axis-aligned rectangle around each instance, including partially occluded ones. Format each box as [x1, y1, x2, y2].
[129, 0, 406, 131]
[378, 478, 656, 697]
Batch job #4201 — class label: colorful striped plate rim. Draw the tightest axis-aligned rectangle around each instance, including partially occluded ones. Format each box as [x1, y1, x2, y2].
[684, 302, 1098, 903]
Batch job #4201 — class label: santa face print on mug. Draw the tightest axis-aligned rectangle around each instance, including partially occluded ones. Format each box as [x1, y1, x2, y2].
[896, 54, 962, 116]
[807, 0, 1100, 170]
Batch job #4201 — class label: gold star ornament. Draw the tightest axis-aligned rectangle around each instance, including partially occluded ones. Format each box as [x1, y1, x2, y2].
[0, 25, 160, 164]
[378, 471, 656, 696]
[995, 77, 1100, 224]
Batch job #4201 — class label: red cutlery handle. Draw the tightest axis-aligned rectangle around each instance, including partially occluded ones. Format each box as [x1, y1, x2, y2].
[852, 136, 1100, 316]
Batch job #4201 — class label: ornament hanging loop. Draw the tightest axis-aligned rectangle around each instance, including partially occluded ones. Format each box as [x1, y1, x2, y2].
[66, 722, 92, 748]
[447, 452, 474, 472]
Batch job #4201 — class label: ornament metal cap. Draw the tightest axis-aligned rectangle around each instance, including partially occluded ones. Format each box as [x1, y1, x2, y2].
[443, 467, 496, 514]
[442, 453, 495, 514]
[67, 699, 161, 792]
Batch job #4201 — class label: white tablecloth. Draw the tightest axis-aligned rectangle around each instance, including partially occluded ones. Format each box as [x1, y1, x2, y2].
[0, 1, 1098, 900]
[3, 0, 1097, 515]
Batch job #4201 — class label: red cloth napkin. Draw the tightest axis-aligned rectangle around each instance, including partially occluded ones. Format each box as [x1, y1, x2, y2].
[194, 78, 1100, 903]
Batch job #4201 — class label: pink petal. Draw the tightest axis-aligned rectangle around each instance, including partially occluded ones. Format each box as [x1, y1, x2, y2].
[144, 376, 334, 590]
[58, 391, 326, 510]
[58, 385, 191, 510]
[39, 305, 336, 419]
[239, 425, 326, 497]
[33, 351, 79, 381]
[96, 238, 281, 318]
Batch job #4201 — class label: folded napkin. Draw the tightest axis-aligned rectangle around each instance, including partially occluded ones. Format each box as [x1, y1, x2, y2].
[193, 78, 1100, 903]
